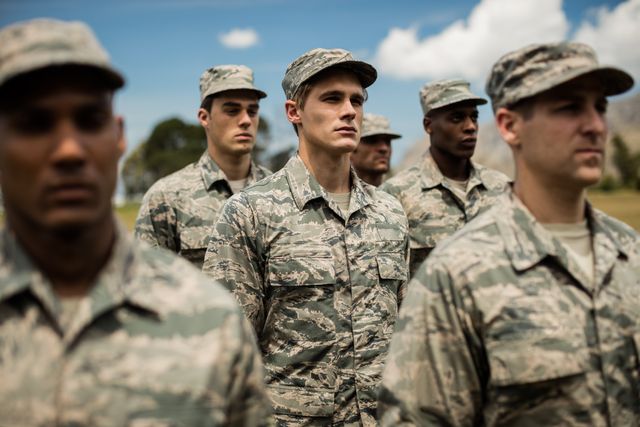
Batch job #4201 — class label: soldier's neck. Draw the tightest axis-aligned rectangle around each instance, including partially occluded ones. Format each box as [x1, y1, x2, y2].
[513, 174, 587, 224]
[207, 146, 252, 181]
[357, 170, 383, 187]
[8, 213, 117, 297]
[298, 143, 351, 193]
[429, 146, 471, 181]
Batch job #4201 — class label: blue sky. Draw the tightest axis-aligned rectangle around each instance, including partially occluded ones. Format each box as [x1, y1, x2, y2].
[2, 0, 638, 173]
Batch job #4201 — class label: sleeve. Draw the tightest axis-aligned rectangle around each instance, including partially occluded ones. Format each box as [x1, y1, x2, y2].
[221, 311, 273, 426]
[202, 195, 266, 333]
[397, 217, 411, 307]
[378, 258, 485, 426]
[134, 186, 178, 252]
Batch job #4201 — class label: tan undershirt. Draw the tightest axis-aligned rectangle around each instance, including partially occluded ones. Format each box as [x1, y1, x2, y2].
[228, 177, 249, 194]
[443, 177, 468, 203]
[542, 220, 594, 283]
[327, 192, 351, 216]
[58, 296, 85, 331]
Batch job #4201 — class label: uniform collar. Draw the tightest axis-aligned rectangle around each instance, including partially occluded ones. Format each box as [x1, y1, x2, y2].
[419, 151, 496, 192]
[0, 221, 160, 341]
[198, 150, 265, 191]
[497, 189, 627, 291]
[285, 154, 373, 216]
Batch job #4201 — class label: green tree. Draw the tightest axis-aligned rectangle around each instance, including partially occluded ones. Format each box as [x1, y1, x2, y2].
[611, 134, 640, 188]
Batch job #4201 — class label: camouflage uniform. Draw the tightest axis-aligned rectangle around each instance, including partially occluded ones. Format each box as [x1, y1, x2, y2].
[135, 64, 270, 268]
[135, 152, 270, 268]
[0, 19, 271, 426]
[380, 79, 509, 277]
[379, 190, 640, 426]
[203, 154, 409, 426]
[379, 42, 637, 426]
[0, 223, 271, 426]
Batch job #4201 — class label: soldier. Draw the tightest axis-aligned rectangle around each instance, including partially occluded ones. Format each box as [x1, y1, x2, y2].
[380, 79, 509, 277]
[378, 42, 638, 426]
[0, 18, 270, 426]
[134, 64, 271, 268]
[203, 48, 410, 426]
[350, 112, 401, 186]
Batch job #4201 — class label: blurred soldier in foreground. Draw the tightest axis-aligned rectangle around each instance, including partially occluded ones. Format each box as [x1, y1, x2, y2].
[134, 64, 271, 268]
[203, 48, 409, 426]
[0, 18, 270, 426]
[350, 112, 401, 186]
[379, 42, 638, 426]
[380, 79, 509, 276]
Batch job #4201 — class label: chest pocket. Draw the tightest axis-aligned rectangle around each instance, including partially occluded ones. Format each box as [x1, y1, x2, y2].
[178, 228, 212, 267]
[265, 246, 336, 342]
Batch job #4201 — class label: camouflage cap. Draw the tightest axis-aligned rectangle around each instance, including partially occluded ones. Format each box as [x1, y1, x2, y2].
[420, 79, 487, 116]
[282, 48, 377, 100]
[0, 18, 124, 91]
[199, 64, 266, 102]
[361, 113, 401, 139]
[486, 42, 634, 111]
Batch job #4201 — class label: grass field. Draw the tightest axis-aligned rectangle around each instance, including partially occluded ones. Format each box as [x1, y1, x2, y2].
[115, 190, 640, 231]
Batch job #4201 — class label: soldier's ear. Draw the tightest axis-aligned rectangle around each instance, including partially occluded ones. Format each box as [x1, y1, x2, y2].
[495, 107, 521, 149]
[116, 116, 126, 158]
[422, 115, 432, 134]
[197, 108, 210, 128]
[285, 100, 302, 125]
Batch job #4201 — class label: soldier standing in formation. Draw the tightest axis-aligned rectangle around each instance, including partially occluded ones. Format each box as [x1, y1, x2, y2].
[134, 64, 271, 268]
[380, 79, 510, 277]
[350, 112, 401, 186]
[0, 18, 270, 426]
[379, 42, 639, 426]
[203, 48, 410, 426]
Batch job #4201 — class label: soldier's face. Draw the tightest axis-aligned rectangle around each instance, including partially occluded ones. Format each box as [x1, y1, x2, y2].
[199, 90, 260, 157]
[351, 135, 392, 175]
[424, 102, 479, 160]
[291, 69, 364, 155]
[507, 74, 608, 190]
[0, 82, 124, 234]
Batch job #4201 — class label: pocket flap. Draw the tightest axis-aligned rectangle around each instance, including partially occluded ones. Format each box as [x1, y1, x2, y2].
[268, 253, 335, 287]
[267, 384, 334, 417]
[376, 253, 408, 280]
[490, 345, 587, 386]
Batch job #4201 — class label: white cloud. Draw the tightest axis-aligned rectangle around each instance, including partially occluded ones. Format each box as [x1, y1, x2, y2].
[373, 0, 569, 84]
[573, 0, 640, 79]
[219, 28, 259, 49]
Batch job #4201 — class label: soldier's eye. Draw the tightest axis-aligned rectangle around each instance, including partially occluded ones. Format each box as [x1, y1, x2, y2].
[74, 107, 110, 131]
[11, 109, 55, 135]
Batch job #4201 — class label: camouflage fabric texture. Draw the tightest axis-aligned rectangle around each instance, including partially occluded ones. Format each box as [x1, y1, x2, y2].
[0, 18, 124, 89]
[361, 113, 401, 139]
[419, 79, 486, 116]
[0, 222, 271, 426]
[199, 64, 266, 101]
[378, 190, 640, 426]
[485, 42, 634, 110]
[202, 155, 410, 426]
[380, 151, 509, 277]
[281, 48, 377, 99]
[134, 151, 271, 268]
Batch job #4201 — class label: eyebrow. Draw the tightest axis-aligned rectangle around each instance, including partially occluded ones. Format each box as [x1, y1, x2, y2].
[221, 101, 259, 108]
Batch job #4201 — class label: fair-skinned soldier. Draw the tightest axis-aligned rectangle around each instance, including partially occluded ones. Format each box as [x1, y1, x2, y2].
[0, 18, 270, 426]
[134, 64, 271, 268]
[203, 48, 409, 426]
[378, 42, 638, 426]
[380, 79, 510, 277]
[350, 113, 401, 186]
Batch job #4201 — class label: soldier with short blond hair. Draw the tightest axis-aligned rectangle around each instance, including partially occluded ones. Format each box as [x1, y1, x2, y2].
[203, 48, 409, 426]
